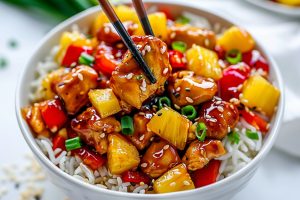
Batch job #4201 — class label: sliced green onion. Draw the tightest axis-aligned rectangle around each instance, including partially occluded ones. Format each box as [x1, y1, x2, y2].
[225, 49, 242, 64]
[176, 15, 190, 25]
[158, 96, 171, 110]
[0, 57, 8, 69]
[246, 130, 259, 140]
[65, 137, 82, 151]
[228, 131, 240, 144]
[79, 52, 94, 66]
[172, 41, 187, 53]
[196, 122, 207, 142]
[181, 105, 197, 120]
[121, 116, 134, 135]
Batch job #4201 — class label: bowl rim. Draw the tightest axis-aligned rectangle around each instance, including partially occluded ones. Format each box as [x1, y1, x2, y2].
[15, 0, 285, 198]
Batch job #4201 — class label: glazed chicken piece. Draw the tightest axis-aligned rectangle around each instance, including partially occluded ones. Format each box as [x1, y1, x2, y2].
[182, 140, 226, 171]
[168, 24, 216, 49]
[197, 97, 239, 140]
[110, 35, 171, 109]
[141, 140, 181, 178]
[71, 107, 121, 154]
[55, 66, 98, 115]
[97, 21, 138, 44]
[127, 112, 155, 150]
[22, 103, 49, 137]
[168, 71, 217, 107]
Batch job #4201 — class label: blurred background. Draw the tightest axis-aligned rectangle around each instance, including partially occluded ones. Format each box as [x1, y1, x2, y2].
[0, 0, 300, 199]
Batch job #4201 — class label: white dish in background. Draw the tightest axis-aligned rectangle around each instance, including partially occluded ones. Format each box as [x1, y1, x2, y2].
[245, 0, 300, 17]
[15, 0, 285, 200]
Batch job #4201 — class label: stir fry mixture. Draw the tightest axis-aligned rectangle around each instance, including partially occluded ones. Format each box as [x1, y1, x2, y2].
[22, 5, 280, 194]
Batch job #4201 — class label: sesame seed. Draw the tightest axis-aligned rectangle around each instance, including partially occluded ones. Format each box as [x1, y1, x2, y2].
[217, 106, 224, 112]
[176, 87, 181, 92]
[228, 126, 231, 133]
[185, 87, 191, 92]
[163, 68, 169, 75]
[77, 73, 83, 81]
[160, 45, 166, 54]
[204, 38, 210, 47]
[104, 27, 110, 34]
[115, 52, 122, 58]
[139, 135, 145, 141]
[141, 163, 148, 168]
[136, 44, 142, 49]
[140, 79, 147, 92]
[100, 133, 106, 138]
[174, 104, 180, 110]
[183, 180, 191, 186]
[170, 182, 176, 187]
[170, 32, 176, 39]
[210, 118, 217, 122]
[145, 45, 151, 52]
[214, 96, 222, 101]
[186, 97, 194, 103]
[126, 73, 133, 79]
[230, 104, 235, 110]
[205, 115, 212, 119]
[215, 101, 222, 105]
[163, 145, 170, 150]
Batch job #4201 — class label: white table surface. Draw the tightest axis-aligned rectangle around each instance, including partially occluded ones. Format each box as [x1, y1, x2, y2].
[1, 0, 300, 199]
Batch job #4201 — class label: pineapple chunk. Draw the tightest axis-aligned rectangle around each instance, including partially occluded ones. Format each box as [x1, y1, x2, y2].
[217, 26, 255, 53]
[56, 31, 97, 63]
[92, 5, 139, 36]
[186, 45, 222, 80]
[107, 133, 140, 175]
[153, 164, 195, 193]
[240, 75, 280, 117]
[134, 12, 168, 41]
[147, 107, 190, 150]
[88, 89, 121, 118]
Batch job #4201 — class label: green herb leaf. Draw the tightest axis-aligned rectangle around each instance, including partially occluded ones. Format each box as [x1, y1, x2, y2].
[246, 130, 259, 140]
[228, 131, 240, 144]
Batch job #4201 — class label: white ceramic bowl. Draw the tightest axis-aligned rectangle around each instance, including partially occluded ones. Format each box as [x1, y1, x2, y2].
[15, 0, 285, 199]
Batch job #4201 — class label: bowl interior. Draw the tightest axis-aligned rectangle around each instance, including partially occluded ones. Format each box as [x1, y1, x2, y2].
[16, 0, 284, 198]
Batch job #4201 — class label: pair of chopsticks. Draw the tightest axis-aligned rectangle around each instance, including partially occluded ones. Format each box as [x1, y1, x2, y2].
[98, 0, 156, 84]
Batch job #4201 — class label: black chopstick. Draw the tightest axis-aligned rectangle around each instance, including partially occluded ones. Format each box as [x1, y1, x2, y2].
[132, 0, 154, 36]
[97, 0, 157, 84]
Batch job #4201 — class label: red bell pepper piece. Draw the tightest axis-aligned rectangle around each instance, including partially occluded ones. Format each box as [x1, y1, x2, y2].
[61, 45, 93, 67]
[168, 50, 187, 69]
[242, 50, 269, 73]
[219, 63, 250, 101]
[73, 147, 106, 170]
[40, 99, 67, 133]
[192, 160, 221, 188]
[121, 171, 151, 185]
[240, 110, 269, 133]
[52, 134, 66, 152]
[94, 44, 124, 76]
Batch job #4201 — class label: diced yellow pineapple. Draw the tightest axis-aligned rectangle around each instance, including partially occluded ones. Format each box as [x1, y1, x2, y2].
[276, 0, 300, 6]
[107, 133, 140, 175]
[186, 45, 222, 80]
[147, 107, 190, 150]
[153, 164, 195, 193]
[57, 128, 67, 138]
[133, 12, 168, 41]
[217, 26, 255, 53]
[56, 31, 97, 63]
[88, 89, 121, 118]
[92, 5, 139, 36]
[240, 75, 280, 117]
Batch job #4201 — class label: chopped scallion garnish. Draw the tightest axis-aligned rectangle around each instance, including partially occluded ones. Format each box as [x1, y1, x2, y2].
[171, 41, 187, 53]
[225, 49, 242, 64]
[0, 57, 8, 69]
[181, 105, 197, 120]
[176, 15, 190, 25]
[121, 116, 134, 135]
[196, 122, 207, 142]
[246, 130, 259, 140]
[158, 96, 171, 110]
[78, 52, 94, 66]
[65, 137, 82, 151]
[228, 131, 240, 144]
